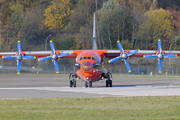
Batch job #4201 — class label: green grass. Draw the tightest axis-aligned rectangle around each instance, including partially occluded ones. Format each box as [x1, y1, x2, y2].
[0, 97, 180, 120]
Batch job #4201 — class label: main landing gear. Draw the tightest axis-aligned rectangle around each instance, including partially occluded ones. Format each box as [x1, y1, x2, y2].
[85, 80, 92, 88]
[105, 72, 112, 87]
[69, 73, 76, 87]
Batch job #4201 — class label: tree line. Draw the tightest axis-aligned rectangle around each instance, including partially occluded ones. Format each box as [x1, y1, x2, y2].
[0, 0, 180, 52]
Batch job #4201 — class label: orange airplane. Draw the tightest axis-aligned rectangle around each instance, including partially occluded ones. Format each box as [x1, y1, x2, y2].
[0, 12, 179, 87]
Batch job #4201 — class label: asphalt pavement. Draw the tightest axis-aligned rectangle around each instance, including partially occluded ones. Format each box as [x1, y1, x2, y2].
[0, 74, 180, 99]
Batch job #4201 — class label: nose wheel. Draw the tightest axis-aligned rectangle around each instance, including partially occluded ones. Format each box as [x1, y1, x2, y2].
[85, 80, 92, 88]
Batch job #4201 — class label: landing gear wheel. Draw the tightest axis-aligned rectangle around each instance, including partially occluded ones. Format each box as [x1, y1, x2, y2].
[70, 80, 76, 87]
[106, 80, 108, 87]
[85, 81, 92, 88]
[110, 80, 112, 87]
[70, 80, 73, 87]
[106, 80, 112, 87]
[69, 73, 77, 88]
[89, 81, 92, 88]
[85, 81, 88, 88]
[73, 80, 76, 87]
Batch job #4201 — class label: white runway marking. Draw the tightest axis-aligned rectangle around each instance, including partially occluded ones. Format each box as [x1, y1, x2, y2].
[1, 85, 180, 97]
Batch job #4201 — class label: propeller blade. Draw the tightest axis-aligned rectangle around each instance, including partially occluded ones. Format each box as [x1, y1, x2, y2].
[38, 57, 52, 61]
[158, 59, 162, 73]
[108, 56, 122, 63]
[158, 39, 162, 53]
[22, 56, 36, 59]
[17, 60, 21, 74]
[2, 56, 16, 59]
[49, 40, 55, 54]
[143, 55, 157, 58]
[117, 40, 124, 54]
[54, 60, 59, 73]
[57, 53, 71, 58]
[124, 59, 131, 73]
[17, 41, 21, 55]
[163, 54, 177, 58]
[127, 49, 140, 56]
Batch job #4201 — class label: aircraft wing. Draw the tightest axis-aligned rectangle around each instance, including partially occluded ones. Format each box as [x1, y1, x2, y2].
[0, 50, 75, 58]
[1, 49, 180, 58]
[105, 50, 180, 58]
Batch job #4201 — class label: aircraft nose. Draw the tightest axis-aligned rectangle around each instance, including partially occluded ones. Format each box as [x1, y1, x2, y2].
[84, 68, 89, 71]
[82, 62, 93, 72]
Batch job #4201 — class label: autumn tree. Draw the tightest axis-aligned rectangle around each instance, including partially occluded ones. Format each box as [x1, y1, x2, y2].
[44, 0, 73, 30]
[0, 3, 28, 51]
[117, 0, 152, 49]
[97, 0, 132, 49]
[140, 8, 174, 50]
[75, 26, 92, 50]
[69, 0, 96, 31]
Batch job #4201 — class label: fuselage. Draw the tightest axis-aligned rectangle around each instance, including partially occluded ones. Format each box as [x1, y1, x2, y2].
[75, 50, 103, 82]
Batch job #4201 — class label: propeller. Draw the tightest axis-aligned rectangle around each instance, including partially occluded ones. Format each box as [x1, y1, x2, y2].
[38, 40, 71, 73]
[2, 41, 36, 74]
[143, 39, 177, 73]
[108, 40, 140, 73]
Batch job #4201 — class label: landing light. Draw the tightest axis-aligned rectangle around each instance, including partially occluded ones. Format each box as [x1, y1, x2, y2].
[86, 77, 89, 80]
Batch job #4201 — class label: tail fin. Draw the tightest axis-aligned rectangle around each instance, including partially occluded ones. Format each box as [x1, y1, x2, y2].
[93, 12, 97, 50]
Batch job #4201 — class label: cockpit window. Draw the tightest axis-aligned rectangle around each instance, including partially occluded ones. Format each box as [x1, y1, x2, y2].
[92, 57, 95, 60]
[79, 56, 96, 61]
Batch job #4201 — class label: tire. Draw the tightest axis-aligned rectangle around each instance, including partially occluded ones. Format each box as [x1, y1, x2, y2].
[89, 81, 92, 88]
[110, 80, 112, 87]
[85, 81, 88, 88]
[106, 80, 108, 87]
[73, 80, 76, 87]
[70, 80, 73, 87]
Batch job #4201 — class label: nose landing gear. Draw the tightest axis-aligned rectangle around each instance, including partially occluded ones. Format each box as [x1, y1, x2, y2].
[85, 80, 92, 88]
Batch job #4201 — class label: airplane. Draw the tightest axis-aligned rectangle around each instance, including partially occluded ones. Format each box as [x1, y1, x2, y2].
[0, 12, 180, 88]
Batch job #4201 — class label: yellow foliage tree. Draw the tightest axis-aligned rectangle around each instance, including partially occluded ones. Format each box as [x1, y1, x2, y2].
[44, 0, 73, 30]
[140, 8, 174, 49]
[10, 3, 24, 15]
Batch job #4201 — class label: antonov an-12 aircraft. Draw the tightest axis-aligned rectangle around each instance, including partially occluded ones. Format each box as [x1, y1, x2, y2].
[0, 12, 180, 87]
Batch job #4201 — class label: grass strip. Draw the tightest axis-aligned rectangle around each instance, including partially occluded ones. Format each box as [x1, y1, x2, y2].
[0, 96, 180, 120]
